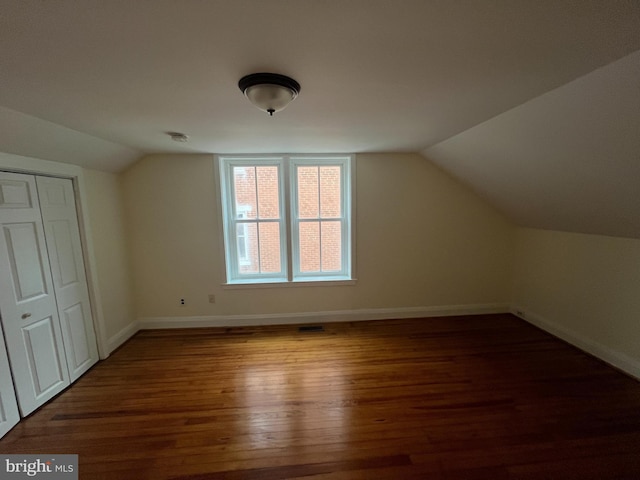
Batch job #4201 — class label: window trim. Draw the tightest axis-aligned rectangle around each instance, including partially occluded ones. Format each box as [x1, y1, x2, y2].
[216, 154, 356, 286]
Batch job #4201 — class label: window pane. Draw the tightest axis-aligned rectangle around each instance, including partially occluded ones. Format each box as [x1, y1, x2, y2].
[320, 166, 341, 218]
[237, 223, 248, 263]
[256, 166, 280, 219]
[299, 221, 320, 273]
[321, 221, 342, 272]
[297, 166, 319, 219]
[258, 222, 281, 273]
[238, 222, 259, 273]
[233, 166, 257, 219]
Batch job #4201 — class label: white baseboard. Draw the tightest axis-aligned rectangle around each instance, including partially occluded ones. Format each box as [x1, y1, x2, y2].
[511, 306, 640, 380]
[107, 321, 139, 354]
[138, 303, 510, 330]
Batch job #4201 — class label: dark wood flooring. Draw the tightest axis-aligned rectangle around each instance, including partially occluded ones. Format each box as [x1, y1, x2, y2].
[2, 314, 640, 479]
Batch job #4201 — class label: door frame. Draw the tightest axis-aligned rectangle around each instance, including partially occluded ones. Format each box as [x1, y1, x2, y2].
[0, 152, 109, 359]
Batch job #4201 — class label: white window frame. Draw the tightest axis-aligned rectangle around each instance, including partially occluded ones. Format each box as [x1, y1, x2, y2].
[290, 156, 352, 281]
[217, 154, 355, 285]
[218, 157, 288, 284]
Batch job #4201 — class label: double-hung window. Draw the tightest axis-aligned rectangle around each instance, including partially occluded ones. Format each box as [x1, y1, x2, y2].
[218, 155, 354, 284]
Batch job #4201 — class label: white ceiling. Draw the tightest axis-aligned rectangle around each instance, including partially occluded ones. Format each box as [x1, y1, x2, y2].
[1, 0, 639, 237]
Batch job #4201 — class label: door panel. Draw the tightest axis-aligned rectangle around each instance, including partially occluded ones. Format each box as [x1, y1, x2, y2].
[49, 220, 79, 287]
[0, 322, 20, 439]
[4, 223, 48, 301]
[0, 172, 70, 416]
[62, 302, 91, 369]
[0, 178, 32, 208]
[37, 176, 98, 381]
[22, 317, 66, 395]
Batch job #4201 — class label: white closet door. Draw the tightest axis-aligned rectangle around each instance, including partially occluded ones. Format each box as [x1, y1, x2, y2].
[0, 172, 70, 416]
[36, 176, 98, 382]
[0, 321, 20, 439]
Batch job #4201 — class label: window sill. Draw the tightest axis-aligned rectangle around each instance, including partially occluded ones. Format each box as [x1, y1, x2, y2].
[222, 279, 357, 289]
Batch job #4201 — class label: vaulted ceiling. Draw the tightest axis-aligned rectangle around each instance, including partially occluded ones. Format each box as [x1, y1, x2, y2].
[1, 0, 639, 237]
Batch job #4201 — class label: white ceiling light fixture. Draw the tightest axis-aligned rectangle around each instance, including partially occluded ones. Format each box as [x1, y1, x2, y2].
[238, 73, 301, 116]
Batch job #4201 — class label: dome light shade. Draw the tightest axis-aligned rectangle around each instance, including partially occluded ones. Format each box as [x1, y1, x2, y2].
[238, 73, 300, 116]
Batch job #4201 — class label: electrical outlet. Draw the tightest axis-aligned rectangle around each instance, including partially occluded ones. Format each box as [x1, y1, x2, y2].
[208, 294, 216, 304]
[179, 298, 186, 307]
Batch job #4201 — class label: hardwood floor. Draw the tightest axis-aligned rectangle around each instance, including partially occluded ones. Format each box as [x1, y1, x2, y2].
[2, 314, 640, 479]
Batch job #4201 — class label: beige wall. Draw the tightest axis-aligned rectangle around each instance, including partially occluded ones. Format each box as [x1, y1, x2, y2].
[512, 228, 640, 377]
[83, 169, 135, 345]
[122, 153, 515, 319]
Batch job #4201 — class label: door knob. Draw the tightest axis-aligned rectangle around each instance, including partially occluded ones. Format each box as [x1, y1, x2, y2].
[21, 313, 32, 319]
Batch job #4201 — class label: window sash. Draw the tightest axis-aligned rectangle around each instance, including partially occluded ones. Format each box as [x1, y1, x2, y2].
[290, 157, 351, 280]
[220, 157, 287, 283]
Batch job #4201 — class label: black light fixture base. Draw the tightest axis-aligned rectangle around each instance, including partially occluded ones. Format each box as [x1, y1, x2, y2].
[238, 73, 301, 95]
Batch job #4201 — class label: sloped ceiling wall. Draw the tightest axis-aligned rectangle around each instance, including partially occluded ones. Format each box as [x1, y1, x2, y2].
[423, 50, 640, 239]
[0, 106, 140, 172]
